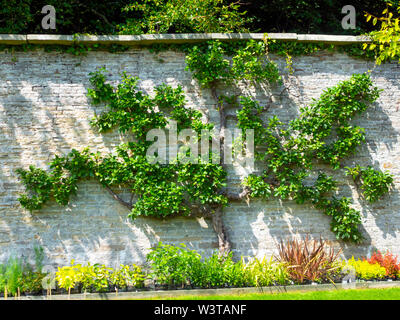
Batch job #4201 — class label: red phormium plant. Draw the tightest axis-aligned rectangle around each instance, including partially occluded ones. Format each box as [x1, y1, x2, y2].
[365, 250, 400, 279]
[276, 235, 342, 284]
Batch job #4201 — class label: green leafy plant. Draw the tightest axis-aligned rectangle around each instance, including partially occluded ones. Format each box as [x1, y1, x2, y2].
[20, 268, 47, 295]
[146, 242, 201, 288]
[17, 68, 227, 220]
[346, 165, 393, 202]
[17, 40, 392, 249]
[240, 73, 383, 242]
[364, 3, 400, 64]
[189, 251, 244, 288]
[117, 0, 251, 34]
[147, 243, 287, 289]
[0, 257, 26, 296]
[240, 257, 289, 287]
[55, 260, 82, 293]
[185, 40, 281, 88]
[110, 264, 145, 289]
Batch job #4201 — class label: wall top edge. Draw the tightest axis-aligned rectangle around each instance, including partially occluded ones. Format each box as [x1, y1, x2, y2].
[0, 33, 372, 45]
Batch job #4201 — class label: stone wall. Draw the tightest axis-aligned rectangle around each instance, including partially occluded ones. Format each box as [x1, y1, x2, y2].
[0, 45, 399, 268]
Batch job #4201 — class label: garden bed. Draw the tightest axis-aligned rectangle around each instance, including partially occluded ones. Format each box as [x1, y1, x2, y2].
[3, 279, 400, 300]
[2, 241, 399, 299]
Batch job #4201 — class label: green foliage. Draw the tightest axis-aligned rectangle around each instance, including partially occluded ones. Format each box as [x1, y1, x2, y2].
[265, 40, 377, 65]
[117, 0, 251, 34]
[189, 251, 246, 288]
[17, 67, 227, 219]
[241, 73, 383, 242]
[147, 242, 288, 288]
[185, 40, 281, 88]
[147, 242, 201, 287]
[110, 264, 145, 289]
[0, 0, 130, 34]
[16, 166, 53, 211]
[0, 0, 33, 34]
[244, 0, 392, 35]
[20, 269, 46, 294]
[364, 4, 400, 64]
[16, 149, 95, 211]
[0, 249, 48, 296]
[346, 165, 393, 202]
[323, 197, 363, 242]
[1, 257, 24, 295]
[231, 40, 281, 84]
[0, 0, 390, 35]
[16, 40, 392, 244]
[240, 257, 289, 287]
[185, 41, 231, 88]
[55, 260, 81, 292]
[267, 40, 330, 57]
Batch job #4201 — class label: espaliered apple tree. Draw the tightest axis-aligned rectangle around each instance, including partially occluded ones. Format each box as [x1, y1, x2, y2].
[17, 39, 393, 254]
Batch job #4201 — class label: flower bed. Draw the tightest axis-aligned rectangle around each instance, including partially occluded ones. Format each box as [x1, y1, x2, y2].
[1, 238, 400, 298]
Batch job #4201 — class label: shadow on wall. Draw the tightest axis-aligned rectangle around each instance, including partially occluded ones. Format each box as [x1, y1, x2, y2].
[0, 48, 400, 267]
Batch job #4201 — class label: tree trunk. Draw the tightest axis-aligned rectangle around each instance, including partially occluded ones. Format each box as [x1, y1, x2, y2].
[211, 207, 231, 255]
[211, 84, 233, 255]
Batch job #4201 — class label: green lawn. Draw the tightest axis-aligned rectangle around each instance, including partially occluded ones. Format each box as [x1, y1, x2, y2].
[143, 287, 400, 300]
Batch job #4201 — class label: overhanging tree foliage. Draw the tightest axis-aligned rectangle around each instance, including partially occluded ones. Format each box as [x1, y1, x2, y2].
[0, 0, 393, 35]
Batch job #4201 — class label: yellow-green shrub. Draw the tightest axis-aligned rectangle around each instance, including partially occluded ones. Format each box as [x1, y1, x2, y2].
[55, 260, 82, 292]
[55, 260, 144, 293]
[346, 257, 386, 280]
[241, 257, 289, 287]
[110, 264, 145, 289]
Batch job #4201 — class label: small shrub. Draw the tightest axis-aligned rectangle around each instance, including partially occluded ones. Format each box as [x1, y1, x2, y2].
[0, 257, 25, 295]
[55, 260, 81, 293]
[241, 256, 289, 287]
[91, 264, 113, 292]
[346, 165, 393, 202]
[365, 251, 400, 279]
[110, 264, 145, 289]
[21, 269, 46, 294]
[146, 242, 201, 288]
[55, 260, 144, 293]
[0, 250, 48, 296]
[190, 251, 244, 288]
[347, 257, 386, 280]
[276, 236, 342, 284]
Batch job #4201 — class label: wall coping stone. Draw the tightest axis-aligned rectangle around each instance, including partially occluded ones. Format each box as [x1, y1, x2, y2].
[0, 33, 373, 46]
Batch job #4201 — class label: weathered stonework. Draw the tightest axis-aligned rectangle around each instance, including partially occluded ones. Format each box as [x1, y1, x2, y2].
[0, 46, 399, 268]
